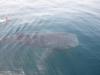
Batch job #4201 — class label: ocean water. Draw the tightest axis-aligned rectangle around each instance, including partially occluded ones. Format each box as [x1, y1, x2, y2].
[0, 0, 100, 75]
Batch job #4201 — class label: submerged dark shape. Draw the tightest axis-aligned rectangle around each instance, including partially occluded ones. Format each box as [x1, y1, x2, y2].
[0, 32, 79, 49]
[0, 32, 79, 75]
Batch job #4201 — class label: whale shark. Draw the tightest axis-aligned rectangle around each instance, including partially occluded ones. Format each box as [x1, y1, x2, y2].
[0, 32, 79, 74]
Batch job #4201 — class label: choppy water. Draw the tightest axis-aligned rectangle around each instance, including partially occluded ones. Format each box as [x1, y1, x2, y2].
[0, 0, 100, 75]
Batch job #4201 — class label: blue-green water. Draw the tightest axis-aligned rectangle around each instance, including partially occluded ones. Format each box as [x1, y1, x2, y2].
[0, 0, 100, 75]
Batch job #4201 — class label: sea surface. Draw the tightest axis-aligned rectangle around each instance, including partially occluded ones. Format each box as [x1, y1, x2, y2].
[0, 0, 100, 75]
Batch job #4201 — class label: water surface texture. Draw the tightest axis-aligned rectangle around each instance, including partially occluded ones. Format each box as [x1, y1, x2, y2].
[0, 0, 100, 75]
